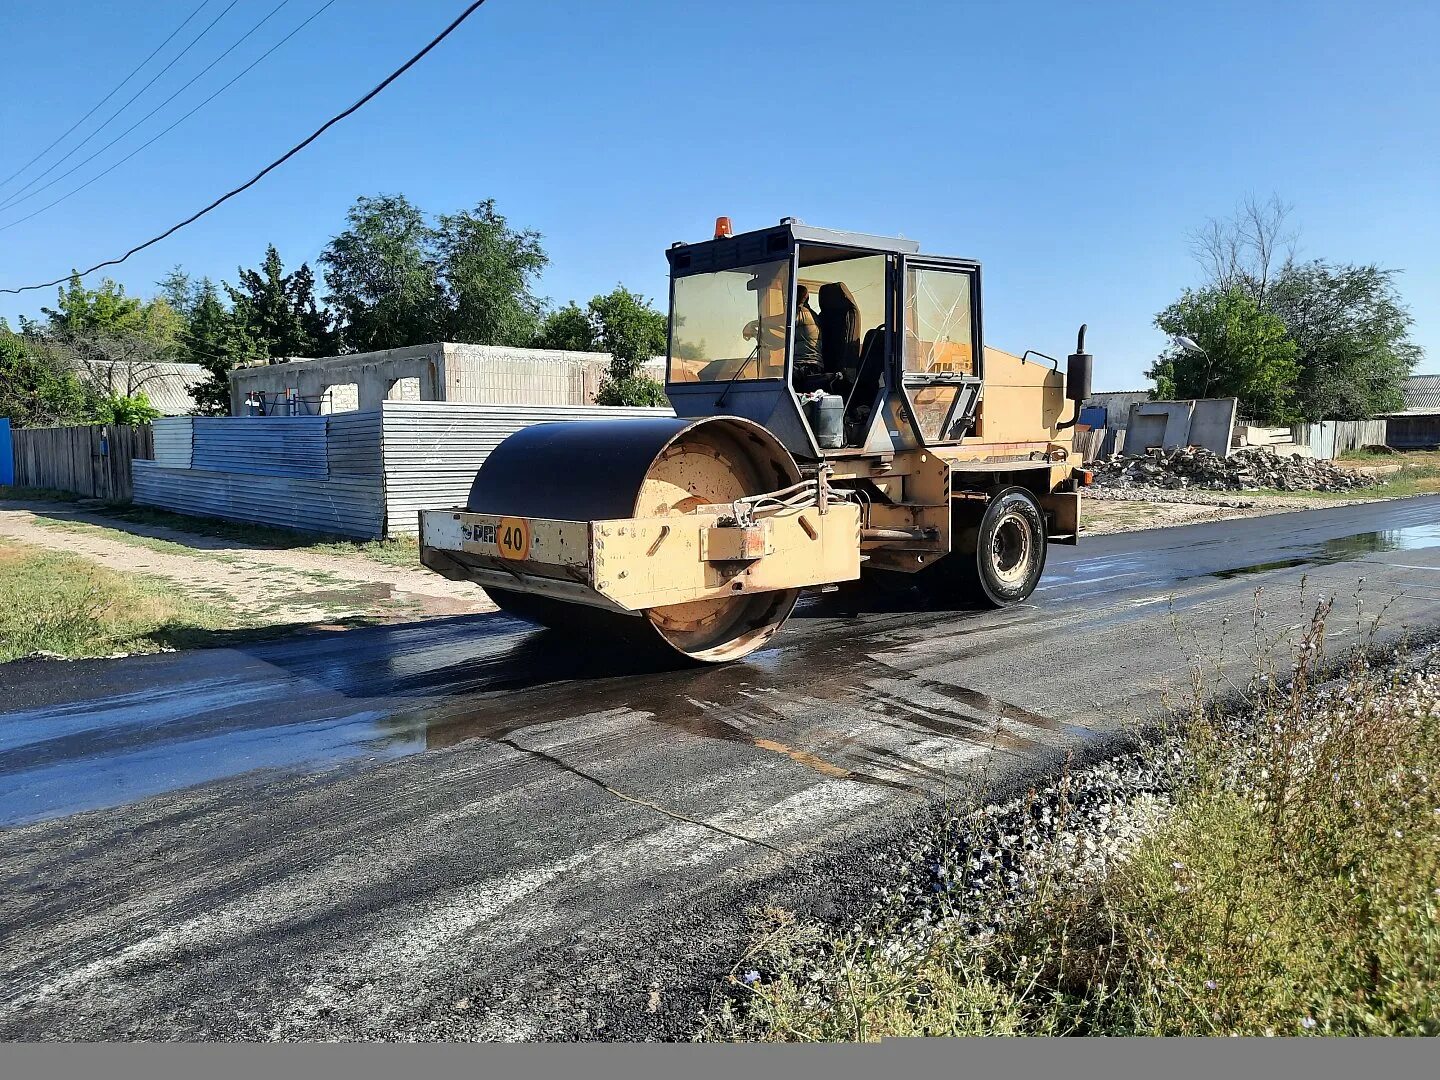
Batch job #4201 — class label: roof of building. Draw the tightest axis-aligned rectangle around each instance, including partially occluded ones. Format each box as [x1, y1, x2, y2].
[1397, 374, 1440, 415]
[1086, 389, 1151, 402]
[87, 360, 206, 415]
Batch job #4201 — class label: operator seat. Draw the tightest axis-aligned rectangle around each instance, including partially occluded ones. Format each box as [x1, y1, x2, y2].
[817, 282, 861, 390]
[847, 325, 886, 421]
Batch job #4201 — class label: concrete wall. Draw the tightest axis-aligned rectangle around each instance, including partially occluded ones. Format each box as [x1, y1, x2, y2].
[229, 344, 443, 416]
[1189, 398, 1239, 455]
[1124, 401, 1194, 452]
[440, 343, 612, 406]
[1123, 398, 1238, 455]
[227, 343, 642, 416]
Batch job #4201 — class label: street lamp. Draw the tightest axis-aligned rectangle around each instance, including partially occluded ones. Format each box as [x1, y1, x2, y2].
[1172, 334, 1213, 397]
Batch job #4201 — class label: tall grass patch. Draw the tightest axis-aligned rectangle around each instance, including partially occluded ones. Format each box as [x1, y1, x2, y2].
[0, 540, 234, 661]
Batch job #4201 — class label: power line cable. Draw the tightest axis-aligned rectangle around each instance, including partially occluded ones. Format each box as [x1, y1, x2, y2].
[0, 0, 302, 218]
[2, 0, 243, 208]
[0, 1, 337, 235]
[2, 0, 490, 296]
[0, 0, 214, 194]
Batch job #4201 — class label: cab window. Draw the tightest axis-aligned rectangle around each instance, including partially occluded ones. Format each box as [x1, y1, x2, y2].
[668, 259, 790, 383]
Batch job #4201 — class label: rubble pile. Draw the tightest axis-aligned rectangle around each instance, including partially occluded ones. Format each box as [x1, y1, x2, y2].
[1090, 446, 1380, 493]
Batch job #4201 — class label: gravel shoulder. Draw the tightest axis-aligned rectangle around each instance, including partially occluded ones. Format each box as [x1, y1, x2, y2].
[1080, 489, 1373, 537]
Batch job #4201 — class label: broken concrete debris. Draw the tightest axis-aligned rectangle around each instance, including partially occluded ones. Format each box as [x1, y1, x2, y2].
[1089, 446, 1380, 493]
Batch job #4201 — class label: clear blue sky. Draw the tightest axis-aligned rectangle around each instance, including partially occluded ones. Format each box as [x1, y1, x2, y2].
[2, 0, 1436, 389]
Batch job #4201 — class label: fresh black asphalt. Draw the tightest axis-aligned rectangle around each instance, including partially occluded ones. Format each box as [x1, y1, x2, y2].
[1, 496, 1437, 1039]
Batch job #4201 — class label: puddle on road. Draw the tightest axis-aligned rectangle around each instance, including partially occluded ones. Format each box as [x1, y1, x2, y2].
[401, 632, 1078, 797]
[1209, 522, 1440, 581]
[1, 602, 1077, 825]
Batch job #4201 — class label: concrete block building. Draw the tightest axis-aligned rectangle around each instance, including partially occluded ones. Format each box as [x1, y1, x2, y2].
[227, 342, 636, 416]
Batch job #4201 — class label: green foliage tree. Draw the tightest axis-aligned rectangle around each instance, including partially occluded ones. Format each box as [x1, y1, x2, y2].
[184, 280, 251, 416]
[1265, 261, 1421, 421]
[320, 194, 551, 353]
[319, 194, 445, 351]
[226, 245, 334, 359]
[587, 286, 668, 406]
[436, 199, 548, 346]
[41, 273, 182, 350]
[1156, 196, 1422, 422]
[157, 266, 197, 320]
[92, 393, 162, 425]
[0, 329, 95, 427]
[1149, 287, 1300, 424]
[533, 302, 597, 351]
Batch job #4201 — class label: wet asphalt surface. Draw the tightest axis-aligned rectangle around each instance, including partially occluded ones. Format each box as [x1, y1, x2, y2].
[1, 496, 1439, 1040]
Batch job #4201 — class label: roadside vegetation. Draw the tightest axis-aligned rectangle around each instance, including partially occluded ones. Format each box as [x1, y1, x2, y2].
[0, 538, 235, 661]
[0, 486, 420, 568]
[1148, 195, 1420, 425]
[717, 600, 1440, 1039]
[1, 191, 669, 428]
[1257, 457, 1440, 502]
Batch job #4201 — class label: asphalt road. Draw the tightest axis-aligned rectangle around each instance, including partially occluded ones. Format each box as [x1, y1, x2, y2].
[2, 496, 1438, 1041]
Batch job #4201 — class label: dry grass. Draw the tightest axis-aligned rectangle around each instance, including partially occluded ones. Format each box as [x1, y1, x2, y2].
[724, 601, 1440, 1039]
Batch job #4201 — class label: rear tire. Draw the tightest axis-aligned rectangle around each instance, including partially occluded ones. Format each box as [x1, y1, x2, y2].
[936, 486, 1047, 607]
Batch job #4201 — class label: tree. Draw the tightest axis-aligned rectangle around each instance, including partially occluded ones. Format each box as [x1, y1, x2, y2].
[1149, 287, 1300, 424]
[41, 273, 182, 349]
[436, 199, 548, 346]
[185, 280, 250, 415]
[30, 273, 185, 407]
[534, 302, 597, 351]
[1155, 195, 1421, 422]
[1191, 193, 1298, 306]
[320, 194, 552, 353]
[587, 286, 668, 406]
[1265, 261, 1420, 421]
[92, 393, 162, 425]
[227, 245, 334, 359]
[320, 194, 444, 351]
[0, 330, 95, 427]
[157, 266, 197, 320]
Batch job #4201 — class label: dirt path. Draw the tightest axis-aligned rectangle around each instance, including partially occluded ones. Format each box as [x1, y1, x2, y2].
[1080, 492, 1345, 536]
[0, 501, 494, 627]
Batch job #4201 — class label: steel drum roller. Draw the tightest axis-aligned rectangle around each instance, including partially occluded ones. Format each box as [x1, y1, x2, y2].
[467, 415, 803, 663]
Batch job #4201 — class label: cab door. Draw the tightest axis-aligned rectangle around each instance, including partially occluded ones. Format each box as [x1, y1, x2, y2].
[895, 256, 985, 446]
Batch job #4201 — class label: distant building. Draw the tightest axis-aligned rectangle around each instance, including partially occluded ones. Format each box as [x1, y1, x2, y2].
[83, 359, 207, 416]
[227, 343, 665, 416]
[1386, 374, 1440, 449]
[1083, 389, 1152, 431]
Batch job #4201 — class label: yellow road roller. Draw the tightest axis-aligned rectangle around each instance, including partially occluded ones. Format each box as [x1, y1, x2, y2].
[419, 218, 1094, 663]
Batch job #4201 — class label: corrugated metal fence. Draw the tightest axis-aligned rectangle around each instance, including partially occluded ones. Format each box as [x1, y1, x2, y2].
[1292, 420, 1388, 459]
[9, 423, 153, 500]
[134, 412, 383, 536]
[380, 402, 671, 536]
[131, 403, 673, 538]
[192, 416, 330, 477]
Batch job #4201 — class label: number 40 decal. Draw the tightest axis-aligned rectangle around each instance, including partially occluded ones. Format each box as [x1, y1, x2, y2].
[496, 517, 530, 561]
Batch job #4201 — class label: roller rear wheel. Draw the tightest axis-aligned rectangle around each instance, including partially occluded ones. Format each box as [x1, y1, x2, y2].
[933, 486, 1047, 607]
